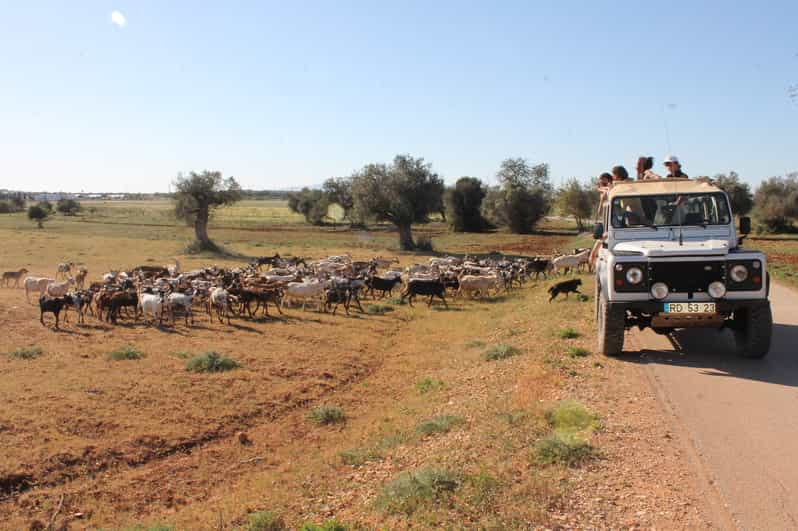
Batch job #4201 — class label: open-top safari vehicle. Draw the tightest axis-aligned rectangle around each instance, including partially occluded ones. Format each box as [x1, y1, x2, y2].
[593, 179, 771, 358]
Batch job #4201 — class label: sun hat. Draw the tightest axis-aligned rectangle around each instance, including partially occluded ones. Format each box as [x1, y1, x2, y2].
[663, 155, 679, 164]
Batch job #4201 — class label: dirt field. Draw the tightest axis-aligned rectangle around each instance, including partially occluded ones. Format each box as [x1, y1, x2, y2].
[0, 202, 718, 529]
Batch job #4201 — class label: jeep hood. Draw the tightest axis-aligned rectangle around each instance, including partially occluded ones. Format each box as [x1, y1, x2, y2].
[613, 239, 730, 257]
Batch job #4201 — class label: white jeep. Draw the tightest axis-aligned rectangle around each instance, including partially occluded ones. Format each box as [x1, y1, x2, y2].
[594, 179, 772, 358]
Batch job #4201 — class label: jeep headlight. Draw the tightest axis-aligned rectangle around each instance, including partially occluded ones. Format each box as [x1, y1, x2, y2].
[708, 281, 727, 298]
[730, 264, 748, 283]
[625, 266, 644, 285]
[650, 282, 669, 300]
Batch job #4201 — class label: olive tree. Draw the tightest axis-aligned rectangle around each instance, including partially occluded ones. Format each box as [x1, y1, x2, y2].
[350, 154, 444, 250]
[482, 158, 552, 233]
[174, 170, 241, 251]
[557, 178, 598, 231]
[444, 177, 488, 232]
[714, 171, 753, 216]
[28, 204, 49, 229]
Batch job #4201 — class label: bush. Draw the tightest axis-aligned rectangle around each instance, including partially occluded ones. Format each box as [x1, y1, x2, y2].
[27, 204, 49, 228]
[567, 347, 590, 358]
[306, 405, 345, 425]
[185, 351, 240, 372]
[444, 177, 489, 232]
[534, 432, 595, 466]
[376, 468, 460, 514]
[465, 339, 485, 349]
[416, 415, 464, 435]
[415, 377, 445, 394]
[7, 346, 43, 359]
[339, 448, 381, 466]
[56, 198, 82, 216]
[299, 520, 349, 531]
[240, 510, 286, 531]
[558, 328, 580, 339]
[482, 344, 520, 361]
[546, 400, 599, 433]
[753, 174, 798, 232]
[108, 346, 144, 361]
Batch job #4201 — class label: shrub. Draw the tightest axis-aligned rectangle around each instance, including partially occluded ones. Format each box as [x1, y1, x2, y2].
[56, 198, 82, 216]
[27, 204, 49, 228]
[415, 377, 445, 394]
[7, 346, 43, 359]
[482, 344, 520, 361]
[465, 339, 485, 349]
[546, 400, 599, 433]
[240, 510, 286, 531]
[567, 347, 590, 358]
[365, 303, 394, 315]
[185, 351, 239, 372]
[416, 414, 464, 435]
[558, 328, 579, 339]
[534, 432, 595, 466]
[108, 346, 144, 361]
[375, 468, 459, 514]
[306, 405, 345, 425]
[339, 448, 381, 466]
[299, 520, 348, 531]
[753, 174, 798, 232]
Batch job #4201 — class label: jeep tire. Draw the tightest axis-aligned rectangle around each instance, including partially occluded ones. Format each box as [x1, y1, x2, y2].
[597, 290, 625, 356]
[733, 303, 773, 359]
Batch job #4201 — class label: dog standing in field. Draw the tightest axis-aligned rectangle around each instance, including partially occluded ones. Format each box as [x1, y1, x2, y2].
[548, 278, 583, 302]
[2, 268, 28, 288]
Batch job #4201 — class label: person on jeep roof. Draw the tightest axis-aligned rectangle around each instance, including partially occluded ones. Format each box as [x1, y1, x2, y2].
[664, 155, 689, 178]
[637, 156, 662, 180]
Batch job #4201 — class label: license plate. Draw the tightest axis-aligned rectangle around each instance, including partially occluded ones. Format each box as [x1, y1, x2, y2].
[664, 302, 716, 314]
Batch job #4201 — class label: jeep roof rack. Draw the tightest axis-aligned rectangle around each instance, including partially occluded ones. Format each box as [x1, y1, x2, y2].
[608, 178, 722, 198]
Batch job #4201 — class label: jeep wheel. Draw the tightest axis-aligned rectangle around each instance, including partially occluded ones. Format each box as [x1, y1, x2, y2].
[597, 292, 625, 356]
[733, 304, 773, 359]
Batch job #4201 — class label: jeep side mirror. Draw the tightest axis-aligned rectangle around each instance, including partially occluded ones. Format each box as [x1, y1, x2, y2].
[592, 222, 604, 240]
[740, 216, 751, 235]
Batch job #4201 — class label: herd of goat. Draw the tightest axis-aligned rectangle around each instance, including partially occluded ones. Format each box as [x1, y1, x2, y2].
[1, 247, 591, 330]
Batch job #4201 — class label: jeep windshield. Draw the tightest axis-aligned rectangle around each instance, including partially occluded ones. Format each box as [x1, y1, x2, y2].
[610, 192, 731, 229]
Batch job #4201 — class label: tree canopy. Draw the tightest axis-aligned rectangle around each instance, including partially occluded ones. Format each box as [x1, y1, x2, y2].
[350, 154, 444, 250]
[28, 204, 49, 228]
[174, 170, 241, 252]
[714, 171, 753, 216]
[444, 177, 489, 232]
[753, 173, 798, 232]
[482, 158, 552, 233]
[557, 178, 598, 231]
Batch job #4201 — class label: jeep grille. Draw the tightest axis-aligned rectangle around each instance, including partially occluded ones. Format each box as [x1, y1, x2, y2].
[649, 262, 725, 294]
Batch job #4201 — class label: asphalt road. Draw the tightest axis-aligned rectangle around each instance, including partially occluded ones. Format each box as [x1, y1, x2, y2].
[626, 281, 798, 530]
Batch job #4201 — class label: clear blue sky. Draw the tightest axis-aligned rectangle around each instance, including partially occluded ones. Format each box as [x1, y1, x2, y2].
[1, 1, 795, 192]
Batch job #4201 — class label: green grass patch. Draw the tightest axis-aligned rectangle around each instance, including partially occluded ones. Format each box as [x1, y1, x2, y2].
[339, 447, 381, 466]
[107, 346, 144, 361]
[415, 377, 445, 394]
[567, 347, 590, 358]
[534, 432, 595, 466]
[546, 400, 599, 433]
[557, 328, 580, 339]
[185, 351, 240, 372]
[307, 405, 346, 425]
[240, 510, 286, 531]
[465, 339, 486, 349]
[6, 346, 43, 359]
[365, 303, 394, 315]
[299, 520, 349, 531]
[375, 467, 460, 514]
[466, 471, 500, 507]
[386, 297, 405, 305]
[482, 343, 520, 361]
[170, 351, 192, 359]
[416, 414, 464, 435]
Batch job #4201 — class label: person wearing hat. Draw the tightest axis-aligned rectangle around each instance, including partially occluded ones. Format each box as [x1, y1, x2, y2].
[664, 155, 689, 179]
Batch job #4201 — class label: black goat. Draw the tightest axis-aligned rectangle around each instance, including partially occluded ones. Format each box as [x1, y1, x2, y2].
[365, 275, 402, 299]
[325, 286, 352, 315]
[401, 279, 448, 308]
[39, 295, 71, 329]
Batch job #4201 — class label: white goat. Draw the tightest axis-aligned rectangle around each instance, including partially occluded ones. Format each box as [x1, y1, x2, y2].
[209, 287, 232, 324]
[282, 281, 325, 311]
[551, 249, 590, 275]
[456, 274, 500, 299]
[46, 277, 75, 298]
[166, 291, 195, 325]
[24, 277, 55, 303]
[138, 292, 163, 325]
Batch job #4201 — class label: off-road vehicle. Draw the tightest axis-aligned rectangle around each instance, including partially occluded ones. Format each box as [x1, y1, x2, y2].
[593, 179, 771, 358]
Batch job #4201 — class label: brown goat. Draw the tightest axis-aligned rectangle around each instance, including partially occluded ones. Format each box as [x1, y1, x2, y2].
[2, 268, 28, 288]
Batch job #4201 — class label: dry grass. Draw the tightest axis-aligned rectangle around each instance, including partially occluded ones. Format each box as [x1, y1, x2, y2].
[0, 200, 599, 529]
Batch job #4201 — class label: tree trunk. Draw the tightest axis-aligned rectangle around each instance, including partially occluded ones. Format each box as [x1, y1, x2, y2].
[194, 207, 211, 247]
[397, 223, 415, 250]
